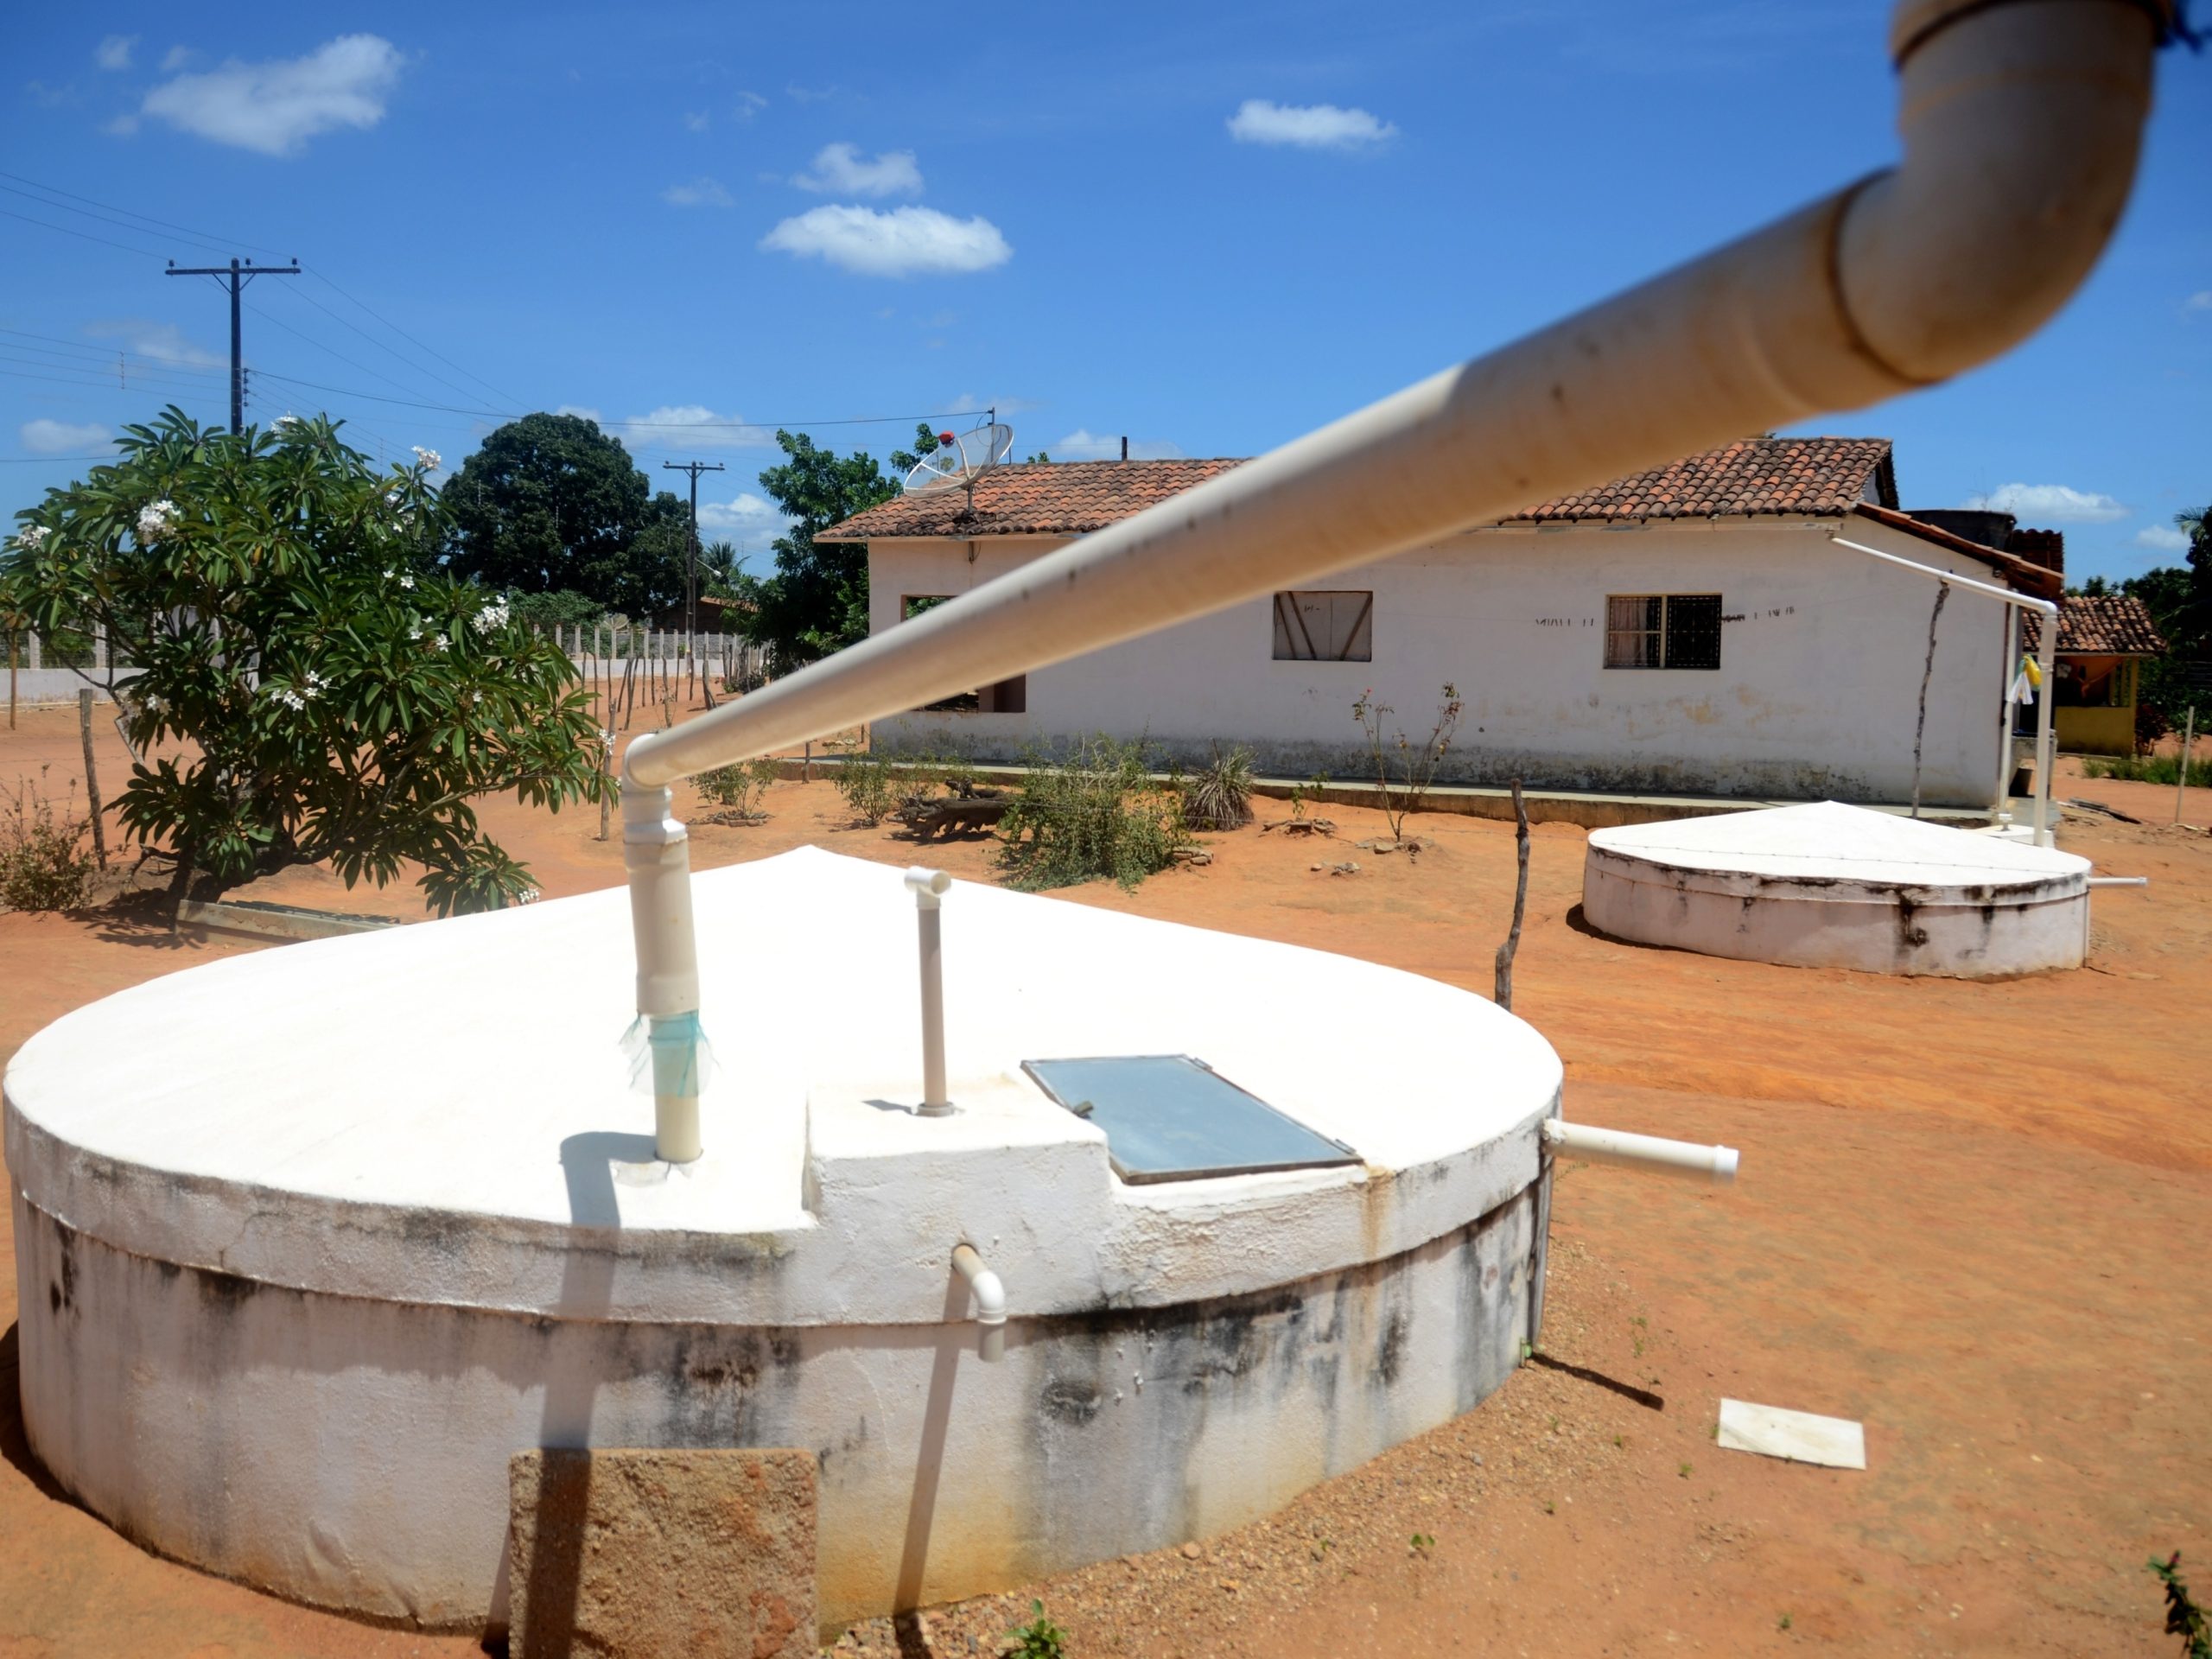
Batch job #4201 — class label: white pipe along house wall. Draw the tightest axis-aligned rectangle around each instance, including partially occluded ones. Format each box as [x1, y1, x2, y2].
[620, 0, 2164, 1165]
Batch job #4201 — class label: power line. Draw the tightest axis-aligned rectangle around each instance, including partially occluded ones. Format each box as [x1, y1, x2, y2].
[302, 268, 524, 410]
[0, 362, 226, 396]
[0, 342, 226, 387]
[0, 168, 519, 419]
[0, 205, 168, 259]
[0, 168, 286, 258]
[0, 181, 234, 262]
[244, 297, 459, 404]
[166, 257, 301, 434]
[271, 280, 508, 410]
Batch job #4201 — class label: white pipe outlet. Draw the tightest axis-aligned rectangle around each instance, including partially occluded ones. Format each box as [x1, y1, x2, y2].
[613, 0, 2164, 1123]
[905, 868, 952, 1116]
[623, 780, 703, 1164]
[1828, 533, 2062, 847]
[951, 1243, 1007, 1363]
[2087, 876, 2149, 888]
[1542, 1119, 1740, 1186]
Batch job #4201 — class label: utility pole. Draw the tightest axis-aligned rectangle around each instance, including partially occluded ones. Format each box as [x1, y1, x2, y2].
[164, 257, 301, 434]
[662, 460, 724, 638]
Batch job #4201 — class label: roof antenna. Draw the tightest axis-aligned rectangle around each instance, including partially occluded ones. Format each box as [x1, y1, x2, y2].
[904, 415, 1015, 517]
[1121, 435, 1128, 461]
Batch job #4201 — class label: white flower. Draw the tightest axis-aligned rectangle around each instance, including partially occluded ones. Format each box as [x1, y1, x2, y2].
[471, 599, 511, 636]
[306, 670, 327, 690]
[411, 446, 442, 472]
[518, 888, 541, 905]
[137, 499, 180, 543]
[16, 524, 49, 550]
[143, 692, 167, 714]
[407, 621, 423, 641]
[268, 684, 306, 712]
[431, 634, 450, 654]
[273, 414, 299, 430]
[384, 490, 402, 506]
[399, 574, 415, 589]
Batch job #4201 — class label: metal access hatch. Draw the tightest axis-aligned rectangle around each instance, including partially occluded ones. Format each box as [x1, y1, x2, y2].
[1020, 1054, 1358, 1185]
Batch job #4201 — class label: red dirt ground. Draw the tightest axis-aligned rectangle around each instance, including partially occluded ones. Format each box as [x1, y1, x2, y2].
[2, 700, 2208, 1656]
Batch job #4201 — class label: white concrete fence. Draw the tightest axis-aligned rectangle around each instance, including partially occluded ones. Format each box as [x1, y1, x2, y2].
[3, 624, 774, 716]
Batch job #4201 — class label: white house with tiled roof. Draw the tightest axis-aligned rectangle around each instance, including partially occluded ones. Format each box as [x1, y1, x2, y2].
[827, 438, 2063, 811]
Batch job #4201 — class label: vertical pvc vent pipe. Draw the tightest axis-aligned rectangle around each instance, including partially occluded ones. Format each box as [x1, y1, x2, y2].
[905, 868, 953, 1116]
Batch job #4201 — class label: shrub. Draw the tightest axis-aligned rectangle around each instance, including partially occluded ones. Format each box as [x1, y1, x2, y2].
[0, 771, 98, 912]
[1184, 745, 1255, 831]
[834, 753, 898, 825]
[997, 736, 1189, 891]
[1352, 683, 1465, 841]
[1, 409, 602, 918]
[696, 756, 779, 822]
[2082, 752, 2212, 788]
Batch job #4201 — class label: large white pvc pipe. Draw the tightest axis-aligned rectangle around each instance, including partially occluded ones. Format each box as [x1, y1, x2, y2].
[951, 1243, 1006, 1363]
[623, 781, 702, 1163]
[1541, 1119, 1740, 1186]
[1827, 534, 2061, 847]
[613, 0, 2159, 1098]
[904, 868, 952, 1116]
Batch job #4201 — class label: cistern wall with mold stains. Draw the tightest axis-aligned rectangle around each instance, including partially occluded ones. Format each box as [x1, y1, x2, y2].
[1583, 801, 2094, 976]
[5, 849, 1560, 1632]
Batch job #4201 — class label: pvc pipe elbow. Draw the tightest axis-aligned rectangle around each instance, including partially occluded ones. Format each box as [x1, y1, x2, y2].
[951, 1244, 1006, 1323]
[905, 867, 951, 907]
[1839, 0, 2158, 385]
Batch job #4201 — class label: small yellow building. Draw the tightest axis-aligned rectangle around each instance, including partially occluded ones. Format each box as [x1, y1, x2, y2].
[2029, 594, 2168, 757]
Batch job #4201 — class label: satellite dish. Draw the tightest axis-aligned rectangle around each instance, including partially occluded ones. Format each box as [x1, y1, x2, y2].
[904, 419, 1016, 500]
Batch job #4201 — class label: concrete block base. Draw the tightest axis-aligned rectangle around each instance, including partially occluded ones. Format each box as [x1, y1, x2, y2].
[508, 1448, 816, 1659]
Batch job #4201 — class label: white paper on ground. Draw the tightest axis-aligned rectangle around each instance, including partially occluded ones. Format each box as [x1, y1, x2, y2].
[1716, 1398, 1867, 1470]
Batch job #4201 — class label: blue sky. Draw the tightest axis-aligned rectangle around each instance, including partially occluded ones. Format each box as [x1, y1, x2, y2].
[3, 3, 2206, 582]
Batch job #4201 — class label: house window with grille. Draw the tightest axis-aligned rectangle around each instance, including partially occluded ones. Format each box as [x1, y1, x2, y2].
[1605, 594, 1722, 671]
[1272, 590, 1373, 662]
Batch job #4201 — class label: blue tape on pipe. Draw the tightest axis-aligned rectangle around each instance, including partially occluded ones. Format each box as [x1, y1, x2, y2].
[620, 1012, 715, 1097]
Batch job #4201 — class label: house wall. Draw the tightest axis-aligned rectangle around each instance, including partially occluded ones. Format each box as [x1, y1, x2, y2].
[866, 517, 2017, 807]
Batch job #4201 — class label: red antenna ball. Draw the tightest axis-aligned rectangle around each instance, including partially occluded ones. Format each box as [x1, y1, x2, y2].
[938, 431, 956, 445]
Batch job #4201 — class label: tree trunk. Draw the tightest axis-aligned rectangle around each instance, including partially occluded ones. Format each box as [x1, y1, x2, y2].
[1493, 779, 1530, 1011]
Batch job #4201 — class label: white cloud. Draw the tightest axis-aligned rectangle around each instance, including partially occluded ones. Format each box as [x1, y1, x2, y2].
[141, 34, 404, 156]
[762, 205, 1010, 278]
[159, 45, 191, 73]
[696, 493, 782, 534]
[96, 35, 138, 72]
[662, 176, 733, 208]
[683, 110, 709, 134]
[794, 142, 923, 198]
[618, 405, 759, 450]
[1052, 429, 1184, 461]
[1961, 483, 2127, 524]
[83, 318, 224, 369]
[2133, 524, 2190, 552]
[1227, 99, 1397, 151]
[552, 404, 603, 424]
[2188, 291, 2212, 314]
[22, 418, 110, 455]
[734, 91, 767, 121]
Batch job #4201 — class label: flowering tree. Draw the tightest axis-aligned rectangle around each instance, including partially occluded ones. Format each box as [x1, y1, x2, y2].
[0, 408, 603, 917]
